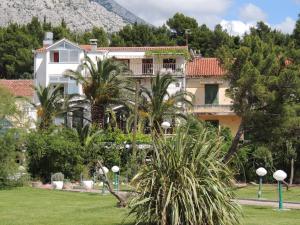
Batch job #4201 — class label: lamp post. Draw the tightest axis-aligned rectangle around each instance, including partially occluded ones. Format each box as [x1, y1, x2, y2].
[99, 166, 109, 195]
[273, 170, 287, 210]
[256, 167, 267, 199]
[112, 166, 120, 193]
[161, 121, 171, 135]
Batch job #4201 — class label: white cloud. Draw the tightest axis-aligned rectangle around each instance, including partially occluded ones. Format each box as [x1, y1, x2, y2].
[220, 20, 255, 36]
[115, 0, 232, 27]
[239, 3, 267, 22]
[274, 17, 296, 34]
[294, 0, 300, 4]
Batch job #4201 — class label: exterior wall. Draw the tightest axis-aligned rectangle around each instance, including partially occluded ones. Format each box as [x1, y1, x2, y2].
[186, 77, 232, 106]
[198, 115, 241, 136]
[187, 76, 241, 135]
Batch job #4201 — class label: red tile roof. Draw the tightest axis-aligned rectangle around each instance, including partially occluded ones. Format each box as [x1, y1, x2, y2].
[186, 58, 226, 77]
[0, 80, 34, 97]
[36, 44, 188, 53]
[95, 46, 188, 52]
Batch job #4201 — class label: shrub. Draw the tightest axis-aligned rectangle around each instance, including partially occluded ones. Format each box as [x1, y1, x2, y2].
[51, 172, 64, 181]
[129, 126, 241, 225]
[26, 129, 84, 183]
[0, 130, 27, 188]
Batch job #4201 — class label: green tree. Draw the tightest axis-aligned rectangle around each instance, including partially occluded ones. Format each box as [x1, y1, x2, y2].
[140, 74, 192, 131]
[0, 86, 17, 119]
[65, 57, 132, 128]
[26, 128, 84, 182]
[32, 85, 66, 130]
[129, 125, 241, 225]
[218, 34, 300, 163]
[167, 13, 198, 46]
[293, 14, 300, 48]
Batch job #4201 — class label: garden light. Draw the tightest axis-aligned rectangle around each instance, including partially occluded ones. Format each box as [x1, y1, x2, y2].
[112, 166, 120, 193]
[256, 167, 267, 199]
[273, 170, 287, 210]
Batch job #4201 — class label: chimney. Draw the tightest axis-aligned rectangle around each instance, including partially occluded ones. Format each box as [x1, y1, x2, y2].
[43, 32, 53, 47]
[89, 39, 98, 51]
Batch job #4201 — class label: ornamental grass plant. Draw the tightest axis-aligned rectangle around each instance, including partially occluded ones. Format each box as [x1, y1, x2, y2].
[129, 126, 241, 225]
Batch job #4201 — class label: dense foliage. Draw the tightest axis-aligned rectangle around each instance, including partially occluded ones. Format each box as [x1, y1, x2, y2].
[218, 19, 300, 182]
[0, 130, 27, 188]
[26, 128, 84, 182]
[129, 124, 240, 225]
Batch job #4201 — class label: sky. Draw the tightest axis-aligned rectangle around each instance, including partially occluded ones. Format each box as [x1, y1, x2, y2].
[115, 0, 300, 36]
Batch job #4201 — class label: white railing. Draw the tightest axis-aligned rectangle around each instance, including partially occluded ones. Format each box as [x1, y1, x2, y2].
[127, 63, 184, 76]
[193, 104, 234, 114]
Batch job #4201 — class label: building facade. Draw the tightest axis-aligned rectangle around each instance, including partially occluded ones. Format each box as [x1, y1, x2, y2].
[186, 58, 241, 135]
[33, 35, 241, 135]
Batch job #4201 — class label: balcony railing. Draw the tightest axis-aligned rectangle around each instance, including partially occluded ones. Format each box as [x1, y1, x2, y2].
[193, 104, 235, 115]
[127, 63, 184, 76]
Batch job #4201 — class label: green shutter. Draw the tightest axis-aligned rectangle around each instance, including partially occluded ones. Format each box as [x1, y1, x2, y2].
[205, 84, 219, 105]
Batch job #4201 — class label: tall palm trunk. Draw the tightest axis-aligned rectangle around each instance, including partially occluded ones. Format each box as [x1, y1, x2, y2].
[91, 104, 105, 128]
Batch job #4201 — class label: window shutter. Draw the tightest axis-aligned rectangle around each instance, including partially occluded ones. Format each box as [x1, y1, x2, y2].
[205, 84, 219, 104]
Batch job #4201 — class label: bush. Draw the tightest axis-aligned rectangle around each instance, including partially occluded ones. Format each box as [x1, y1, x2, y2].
[129, 126, 241, 225]
[0, 130, 26, 188]
[26, 129, 84, 183]
[51, 172, 64, 181]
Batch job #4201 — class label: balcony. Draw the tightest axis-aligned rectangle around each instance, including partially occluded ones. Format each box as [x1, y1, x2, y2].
[126, 63, 184, 77]
[193, 104, 235, 115]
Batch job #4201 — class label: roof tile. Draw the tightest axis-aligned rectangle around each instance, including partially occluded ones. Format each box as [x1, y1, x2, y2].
[0, 80, 34, 97]
[186, 58, 225, 77]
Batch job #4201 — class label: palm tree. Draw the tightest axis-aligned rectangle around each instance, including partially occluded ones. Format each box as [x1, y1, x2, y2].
[32, 85, 66, 130]
[139, 74, 193, 132]
[65, 56, 132, 128]
[129, 125, 241, 225]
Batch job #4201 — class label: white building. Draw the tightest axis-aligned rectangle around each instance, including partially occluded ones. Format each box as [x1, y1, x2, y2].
[33, 33, 188, 127]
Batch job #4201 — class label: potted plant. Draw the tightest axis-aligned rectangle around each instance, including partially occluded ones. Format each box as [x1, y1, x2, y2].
[52, 172, 64, 190]
[81, 167, 94, 190]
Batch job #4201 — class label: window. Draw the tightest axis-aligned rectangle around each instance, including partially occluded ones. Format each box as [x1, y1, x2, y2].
[163, 58, 176, 71]
[205, 84, 219, 105]
[142, 58, 153, 74]
[50, 50, 79, 63]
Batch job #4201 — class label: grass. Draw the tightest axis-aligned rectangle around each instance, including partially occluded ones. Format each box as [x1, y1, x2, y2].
[1, 187, 300, 225]
[235, 185, 300, 202]
[243, 205, 300, 225]
[0, 187, 133, 225]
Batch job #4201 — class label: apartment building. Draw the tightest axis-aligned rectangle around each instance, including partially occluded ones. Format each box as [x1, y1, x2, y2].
[186, 57, 241, 135]
[33, 33, 240, 134]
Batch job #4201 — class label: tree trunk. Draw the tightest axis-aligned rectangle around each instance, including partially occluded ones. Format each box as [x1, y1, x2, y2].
[97, 160, 128, 207]
[289, 158, 295, 186]
[223, 119, 244, 163]
[91, 104, 105, 128]
[131, 80, 140, 178]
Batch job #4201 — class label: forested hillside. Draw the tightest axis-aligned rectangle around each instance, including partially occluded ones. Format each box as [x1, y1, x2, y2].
[0, 13, 299, 79]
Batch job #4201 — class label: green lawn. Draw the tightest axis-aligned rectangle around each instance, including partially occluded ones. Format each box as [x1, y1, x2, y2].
[235, 185, 300, 202]
[0, 187, 300, 225]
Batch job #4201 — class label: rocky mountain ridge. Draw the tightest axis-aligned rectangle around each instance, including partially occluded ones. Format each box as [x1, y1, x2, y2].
[0, 0, 146, 32]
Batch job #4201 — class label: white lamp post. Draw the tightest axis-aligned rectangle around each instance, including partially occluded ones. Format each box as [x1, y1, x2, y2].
[112, 166, 120, 193]
[256, 167, 267, 199]
[99, 166, 109, 194]
[273, 170, 287, 210]
[161, 121, 171, 135]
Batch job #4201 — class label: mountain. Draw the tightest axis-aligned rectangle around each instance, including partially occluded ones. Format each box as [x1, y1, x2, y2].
[0, 0, 147, 32]
[95, 0, 148, 25]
